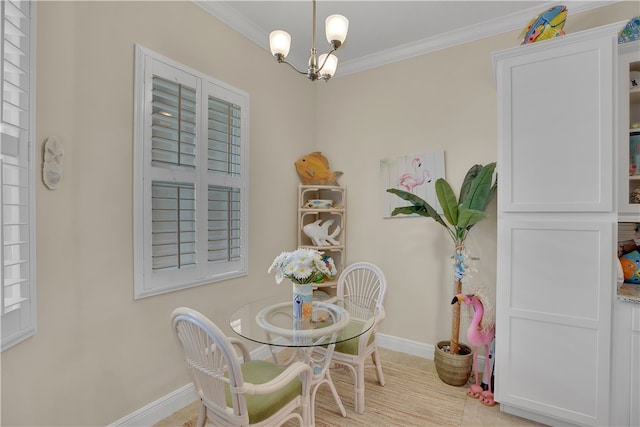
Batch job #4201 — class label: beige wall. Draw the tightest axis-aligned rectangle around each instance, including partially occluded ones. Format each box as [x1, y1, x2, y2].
[3, 1, 315, 425]
[1, 1, 637, 425]
[316, 1, 638, 345]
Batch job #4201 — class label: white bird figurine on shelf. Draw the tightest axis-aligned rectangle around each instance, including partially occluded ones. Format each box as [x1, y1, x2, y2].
[302, 219, 341, 246]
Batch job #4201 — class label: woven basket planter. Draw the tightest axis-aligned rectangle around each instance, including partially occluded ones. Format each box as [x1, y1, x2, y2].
[434, 340, 473, 386]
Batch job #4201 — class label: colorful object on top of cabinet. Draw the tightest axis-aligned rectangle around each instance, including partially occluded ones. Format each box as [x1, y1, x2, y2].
[618, 16, 640, 44]
[451, 292, 496, 406]
[520, 5, 567, 45]
[620, 250, 640, 284]
[295, 152, 343, 185]
[302, 219, 341, 246]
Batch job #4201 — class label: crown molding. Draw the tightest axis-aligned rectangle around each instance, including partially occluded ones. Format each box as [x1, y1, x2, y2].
[195, 0, 271, 50]
[195, 1, 620, 78]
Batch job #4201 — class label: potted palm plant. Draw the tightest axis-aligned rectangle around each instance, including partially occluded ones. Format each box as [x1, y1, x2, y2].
[387, 162, 497, 385]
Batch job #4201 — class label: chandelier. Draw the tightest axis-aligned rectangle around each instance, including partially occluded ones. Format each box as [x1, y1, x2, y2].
[269, 0, 349, 81]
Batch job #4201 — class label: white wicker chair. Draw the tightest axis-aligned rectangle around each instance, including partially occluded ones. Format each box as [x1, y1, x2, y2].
[171, 307, 313, 427]
[319, 261, 387, 414]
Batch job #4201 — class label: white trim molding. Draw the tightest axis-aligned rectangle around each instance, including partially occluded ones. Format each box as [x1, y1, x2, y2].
[195, 0, 617, 77]
[108, 383, 197, 427]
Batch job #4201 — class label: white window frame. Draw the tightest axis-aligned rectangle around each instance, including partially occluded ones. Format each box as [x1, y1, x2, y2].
[1, 0, 37, 351]
[133, 45, 249, 299]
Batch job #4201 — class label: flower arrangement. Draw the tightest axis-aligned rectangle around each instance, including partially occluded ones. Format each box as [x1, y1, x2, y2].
[268, 248, 337, 285]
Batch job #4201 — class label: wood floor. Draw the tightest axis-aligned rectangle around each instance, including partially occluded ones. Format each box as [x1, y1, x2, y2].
[156, 347, 546, 426]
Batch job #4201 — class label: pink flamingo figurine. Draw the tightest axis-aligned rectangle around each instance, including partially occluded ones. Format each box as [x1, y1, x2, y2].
[398, 157, 431, 193]
[451, 293, 496, 406]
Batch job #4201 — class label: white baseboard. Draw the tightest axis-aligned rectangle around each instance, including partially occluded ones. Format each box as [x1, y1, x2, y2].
[108, 383, 197, 427]
[376, 332, 435, 359]
[110, 334, 483, 426]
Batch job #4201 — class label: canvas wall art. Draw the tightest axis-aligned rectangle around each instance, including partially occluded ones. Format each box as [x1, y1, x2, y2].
[380, 150, 445, 218]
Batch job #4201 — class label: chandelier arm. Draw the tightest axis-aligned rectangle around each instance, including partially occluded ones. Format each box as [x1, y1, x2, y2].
[270, 0, 345, 82]
[279, 58, 308, 76]
[316, 48, 337, 73]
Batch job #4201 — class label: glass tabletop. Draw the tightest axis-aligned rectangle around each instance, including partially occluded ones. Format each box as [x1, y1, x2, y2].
[230, 295, 375, 348]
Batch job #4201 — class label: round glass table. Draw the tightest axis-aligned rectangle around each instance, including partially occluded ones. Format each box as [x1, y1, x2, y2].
[229, 295, 375, 348]
[229, 295, 376, 420]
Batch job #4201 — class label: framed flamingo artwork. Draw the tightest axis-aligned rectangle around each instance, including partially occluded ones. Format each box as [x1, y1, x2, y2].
[380, 150, 445, 218]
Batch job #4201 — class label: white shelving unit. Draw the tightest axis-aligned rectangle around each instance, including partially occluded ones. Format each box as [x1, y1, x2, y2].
[297, 185, 346, 292]
[612, 39, 640, 427]
[619, 40, 640, 217]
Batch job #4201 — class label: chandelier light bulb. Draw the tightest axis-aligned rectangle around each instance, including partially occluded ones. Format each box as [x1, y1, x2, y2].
[269, 1, 347, 81]
[269, 30, 291, 58]
[325, 14, 349, 47]
[318, 53, 338, 78]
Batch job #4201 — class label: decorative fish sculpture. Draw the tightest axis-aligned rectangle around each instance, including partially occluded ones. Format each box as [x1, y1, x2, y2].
[619, 16, 640, 44]
[520, 5, 567, 45]
[295, 152, 343, 185]
[303, 219, 341, 246]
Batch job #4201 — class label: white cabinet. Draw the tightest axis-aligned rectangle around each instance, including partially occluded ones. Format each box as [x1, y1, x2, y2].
[493, 23, 619, 426]
[297, 185, 346, 291]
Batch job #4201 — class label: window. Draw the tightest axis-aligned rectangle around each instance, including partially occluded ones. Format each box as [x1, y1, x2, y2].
[134, 46, 249, 299]
[1, 0, 36, 351]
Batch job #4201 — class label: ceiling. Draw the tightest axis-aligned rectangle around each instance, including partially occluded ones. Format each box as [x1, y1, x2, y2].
[196, 1, 616, 77]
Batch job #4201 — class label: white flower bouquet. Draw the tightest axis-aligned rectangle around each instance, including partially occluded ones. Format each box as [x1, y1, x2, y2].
[268, 248, 337, 284]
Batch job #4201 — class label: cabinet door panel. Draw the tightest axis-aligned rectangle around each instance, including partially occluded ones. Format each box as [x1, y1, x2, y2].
[510, 227, 602, 319]
[495, 30, 615, 212]
[507, 318, 600, 418]
[496, 219, 613, 426]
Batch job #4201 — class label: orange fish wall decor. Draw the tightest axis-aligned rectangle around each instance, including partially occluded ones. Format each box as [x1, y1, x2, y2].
[295, 152, 343, 185]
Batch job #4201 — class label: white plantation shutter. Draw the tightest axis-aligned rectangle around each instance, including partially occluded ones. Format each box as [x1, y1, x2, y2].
[149, 73, 198, 273]
[207, 96, 241, 176]
[151, 75, 197, 171]
[207, 185, 241, 263]
[206, 92, 242, 264]
[1, 0, 36, 351]
[151, 181, 196, 271]
[134, 46, 248, 298]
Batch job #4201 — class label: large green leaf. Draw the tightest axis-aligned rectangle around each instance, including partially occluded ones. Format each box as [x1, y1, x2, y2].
[391, 205, 427, 216]
[458, 164, 482, 205]
[479, 177, 498, 211]
[457, 209, 487, 230]
[435, 179, 458, 227]
[386, 188, 448, 228]
[460, 162, 496, 212]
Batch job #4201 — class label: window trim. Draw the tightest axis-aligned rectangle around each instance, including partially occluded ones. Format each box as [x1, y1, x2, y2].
[133, 45, 249, 299]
